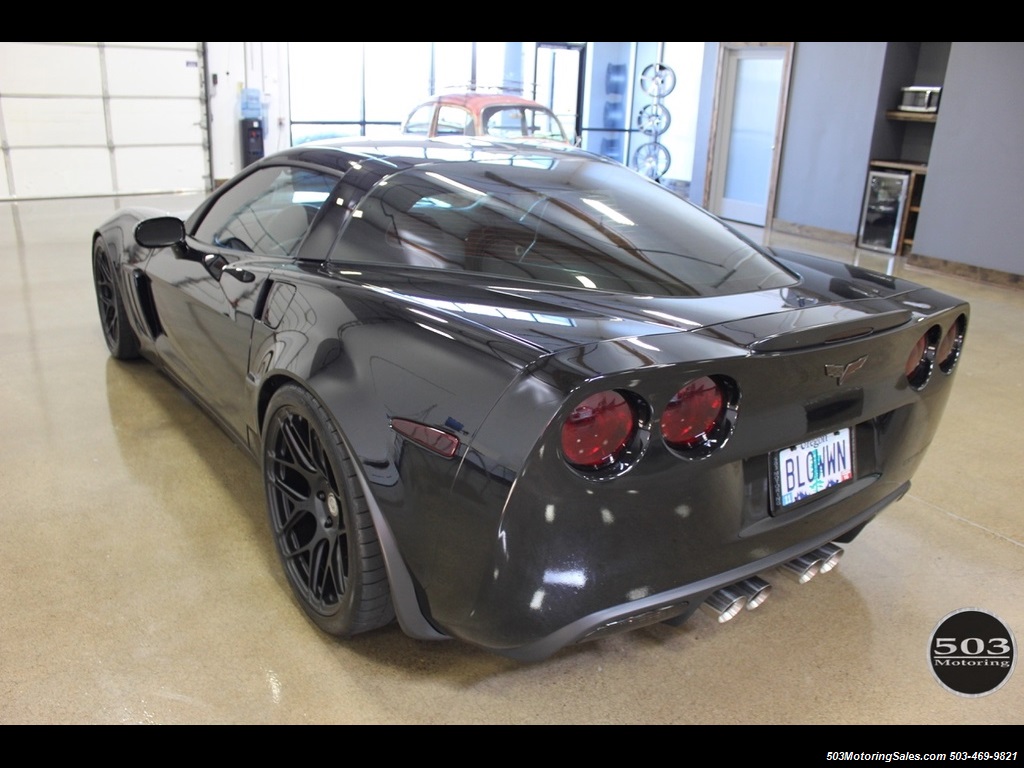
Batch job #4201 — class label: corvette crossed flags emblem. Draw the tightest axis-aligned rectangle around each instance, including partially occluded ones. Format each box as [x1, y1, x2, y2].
[824, 355, 869, 386]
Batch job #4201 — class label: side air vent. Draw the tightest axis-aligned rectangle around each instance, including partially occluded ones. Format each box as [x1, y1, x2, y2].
[132, 269, 163, 339]
[262, 281, 296, 329]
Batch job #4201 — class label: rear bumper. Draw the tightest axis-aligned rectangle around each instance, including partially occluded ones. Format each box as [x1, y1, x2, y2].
[495, 481, 907, 661]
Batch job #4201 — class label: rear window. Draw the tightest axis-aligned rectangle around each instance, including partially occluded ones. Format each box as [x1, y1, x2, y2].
[329, 155, 796, 297]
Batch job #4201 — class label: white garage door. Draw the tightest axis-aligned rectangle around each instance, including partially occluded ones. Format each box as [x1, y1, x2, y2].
[0, 41, 210, 200]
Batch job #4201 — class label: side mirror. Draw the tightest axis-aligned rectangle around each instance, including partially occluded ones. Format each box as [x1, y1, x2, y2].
[135, 217, 185, 248]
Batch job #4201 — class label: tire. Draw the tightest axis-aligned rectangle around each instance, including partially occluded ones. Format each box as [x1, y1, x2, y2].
[262, 385, 394, 636]
[92, 238, 141, 360]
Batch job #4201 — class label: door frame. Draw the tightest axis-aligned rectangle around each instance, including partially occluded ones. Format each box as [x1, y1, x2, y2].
[702, 42, 793, 236]
[534, 42, 587, 142]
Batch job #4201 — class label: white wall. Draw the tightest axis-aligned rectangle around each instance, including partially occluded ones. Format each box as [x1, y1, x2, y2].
[205, 42, 290, 185]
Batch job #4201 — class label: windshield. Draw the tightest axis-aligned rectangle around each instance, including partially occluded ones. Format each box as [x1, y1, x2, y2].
[329, 155, 797, 297]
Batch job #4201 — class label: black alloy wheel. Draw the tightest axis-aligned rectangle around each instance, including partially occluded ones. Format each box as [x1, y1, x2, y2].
[262, 385, 394, 637]
[92, 239, 140, 360]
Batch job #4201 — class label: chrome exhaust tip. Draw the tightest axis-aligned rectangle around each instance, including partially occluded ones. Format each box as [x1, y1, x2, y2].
[734, 576, 772, 610]
[779, 553, 824, 584]
[812, 543, 844, 573]
[700, 587, 748, 623]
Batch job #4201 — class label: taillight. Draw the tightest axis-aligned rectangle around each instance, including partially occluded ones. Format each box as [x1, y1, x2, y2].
[561, 390, 636, 470]
[905, 327, 939, 389]
[937, 315, 966, 374]
[661, 376, 727, 450]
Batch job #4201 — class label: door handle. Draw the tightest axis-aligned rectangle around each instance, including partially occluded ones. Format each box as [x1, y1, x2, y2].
[203, 254, 254, 282]
[222, 265, 256, 283]
[203, 253, 227, 277]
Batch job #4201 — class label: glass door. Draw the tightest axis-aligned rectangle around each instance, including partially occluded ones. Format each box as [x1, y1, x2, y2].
[534, 43, 585, 144]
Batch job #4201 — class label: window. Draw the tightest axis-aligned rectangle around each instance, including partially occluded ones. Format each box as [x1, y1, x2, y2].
[436, 106, 473, 136]
[329, 158, 796, 297]
[484, 107, 528, 139]
[193, 166, 337, 257]
[287, 43, 553, 143]
[403, 104, 435, 135]
[482, 106, 567, 142]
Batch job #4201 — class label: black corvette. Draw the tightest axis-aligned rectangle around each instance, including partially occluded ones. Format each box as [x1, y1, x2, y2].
[92, 137, 968, 661]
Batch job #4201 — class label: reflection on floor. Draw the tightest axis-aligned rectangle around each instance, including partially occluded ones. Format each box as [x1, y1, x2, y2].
[1, 195, 1022, 724]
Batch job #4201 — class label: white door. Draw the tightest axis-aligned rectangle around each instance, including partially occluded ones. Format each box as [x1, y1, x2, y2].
[0, 42, 209, 200]
[709, 44, 790, 226]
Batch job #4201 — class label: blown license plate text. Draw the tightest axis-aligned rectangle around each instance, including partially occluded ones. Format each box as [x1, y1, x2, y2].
[772, 428, 854, 510]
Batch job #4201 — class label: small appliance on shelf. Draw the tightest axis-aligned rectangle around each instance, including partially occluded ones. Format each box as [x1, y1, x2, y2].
[898, 86, 941, 113]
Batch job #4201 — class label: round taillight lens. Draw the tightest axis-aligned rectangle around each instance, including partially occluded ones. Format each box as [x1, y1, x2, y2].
[561, 390, 636, 469]
[905, 334, 927, 378]
[661, 376, 725, 449]
[937, 318, 965, 373]
[905, 332, 933, 388]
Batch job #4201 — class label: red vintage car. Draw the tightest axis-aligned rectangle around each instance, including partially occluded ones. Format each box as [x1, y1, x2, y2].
[401, 91, 574, 145]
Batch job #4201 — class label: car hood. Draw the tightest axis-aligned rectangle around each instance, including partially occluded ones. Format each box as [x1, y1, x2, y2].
[344, 248, 940, 359]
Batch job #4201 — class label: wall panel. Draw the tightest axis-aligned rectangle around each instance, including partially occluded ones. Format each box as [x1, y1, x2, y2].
[0, 41, 209, 200]
[10, 147, 112, 198]
[3, 97, 107, 146]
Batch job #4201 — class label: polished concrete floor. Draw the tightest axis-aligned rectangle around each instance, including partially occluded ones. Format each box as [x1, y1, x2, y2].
[2, 194, 1022, 724]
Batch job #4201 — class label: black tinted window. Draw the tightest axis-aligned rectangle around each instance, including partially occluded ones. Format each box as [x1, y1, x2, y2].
[329, 156, 796, 297]
[193, 166, 337, 257]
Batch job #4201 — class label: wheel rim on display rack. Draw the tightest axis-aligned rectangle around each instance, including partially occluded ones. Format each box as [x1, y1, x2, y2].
[632, 62, 675, 182]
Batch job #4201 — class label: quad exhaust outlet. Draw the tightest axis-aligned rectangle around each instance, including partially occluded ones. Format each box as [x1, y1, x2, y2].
[778, 543, 844, 583]
[700, 544, 844, 623]
[734, 575, 772, 609]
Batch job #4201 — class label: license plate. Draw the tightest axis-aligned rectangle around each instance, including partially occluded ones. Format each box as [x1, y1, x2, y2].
[772, 428, 854, 510]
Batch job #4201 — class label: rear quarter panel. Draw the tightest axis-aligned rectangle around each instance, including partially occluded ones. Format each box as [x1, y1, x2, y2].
[248, 266, 560, 609]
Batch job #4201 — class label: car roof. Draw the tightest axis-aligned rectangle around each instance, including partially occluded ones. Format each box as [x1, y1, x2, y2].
[271, 135, 590, 175]
[415, 91, 554, 111]
[189, 136, 607, 243]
